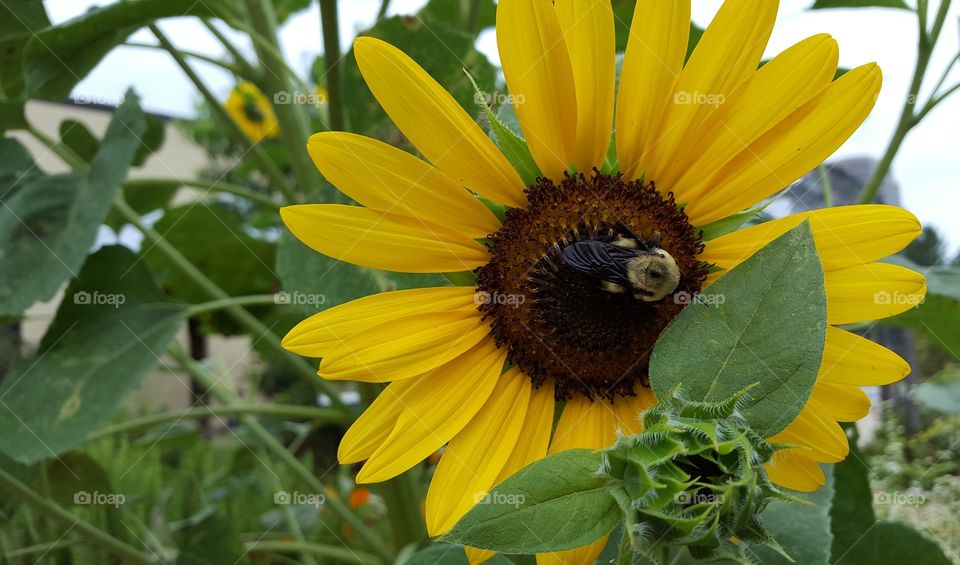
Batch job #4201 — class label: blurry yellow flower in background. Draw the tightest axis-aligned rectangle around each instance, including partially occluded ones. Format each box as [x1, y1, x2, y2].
[225, 81, 280, 142]
[280, 0, 926, 563]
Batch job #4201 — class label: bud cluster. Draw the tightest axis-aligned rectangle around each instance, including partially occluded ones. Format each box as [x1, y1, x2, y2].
[600, 387, 798, 563]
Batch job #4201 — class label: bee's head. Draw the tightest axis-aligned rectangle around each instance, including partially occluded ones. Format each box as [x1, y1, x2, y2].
[626, 249, 682, 302]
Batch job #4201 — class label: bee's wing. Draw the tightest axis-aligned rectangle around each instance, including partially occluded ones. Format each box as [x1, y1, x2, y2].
[561, 241, 644, 285]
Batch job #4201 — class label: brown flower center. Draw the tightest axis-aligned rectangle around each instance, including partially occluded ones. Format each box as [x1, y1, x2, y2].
[475, 172, 708, 401]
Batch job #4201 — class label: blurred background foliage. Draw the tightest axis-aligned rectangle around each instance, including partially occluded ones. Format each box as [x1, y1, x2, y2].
[0, 0, 959, 563]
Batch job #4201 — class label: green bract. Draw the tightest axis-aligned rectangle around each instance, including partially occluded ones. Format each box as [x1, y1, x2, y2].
[602, 387, 798, 564]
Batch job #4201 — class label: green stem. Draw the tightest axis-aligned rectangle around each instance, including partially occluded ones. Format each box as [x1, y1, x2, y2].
[818, 165, 833, 208]
[5, 539, 83, 559]
[245, 540, 381, 564]
[122, 41, 244, 75]
[0, 468, 158, 564]
[617, 527, 633, 565]
[376, 0, 391, 20]
[25, 123, 87, 170]
[88, 404, 341, 440]
[123, 177, 278, 209]
[186, 294, 279, 315]
[200, 18, 261, 79]
[277, 492, 321, 565]
[661, 546, 671, 565]
[856, 2, 942, 204]
[244, 0, 324, 199]
[148, 24, 297, 204]
[319, 0, 345, 131]
[111, 196, 350, 416]
[170, 347, 392, 562]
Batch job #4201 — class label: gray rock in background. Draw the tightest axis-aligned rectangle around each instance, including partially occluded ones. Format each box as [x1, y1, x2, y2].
[769, 156, 901, 215]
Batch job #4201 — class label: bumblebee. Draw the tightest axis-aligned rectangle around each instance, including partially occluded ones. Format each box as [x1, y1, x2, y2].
[561, 228, 682, 302]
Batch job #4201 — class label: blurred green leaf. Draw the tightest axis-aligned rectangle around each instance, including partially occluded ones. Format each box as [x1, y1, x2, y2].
[44, 452, 113, 508]
[104, 179, 180, 230]
[880, 257, 960, 357]
[132, 113, 166, 167]
[273, 0, 311, 24]
[420, 0, 497, 32]
[342, 14, 496, 137]
[406, 544, 514, 564]
[22, 0, 218, 99]
[442, 449, 619, 553]
[811, 0, 911, 9]
[0, 245, 185, 464]
[0, 1, 50, 101]
[0, 100, 26, 131]
[914, 370, 960, 414]
[830, 430, 950, 564]
[58, 118, 100, 163]
[143, 202, 277, 305]
[0, 90, 145, 316]
[649, 222, 826, 437]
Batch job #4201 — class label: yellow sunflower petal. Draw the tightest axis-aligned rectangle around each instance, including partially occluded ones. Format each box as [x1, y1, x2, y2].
[465, 547, 496, 565]
[306, 132, 500, 238]
[683, 63, 882, 225]
[667, 34, 839, 197]
[494, 378, 556, 485]
[555, 0, 615, 171]
[353, 37, 525, 207]
[282, 287, 477, 357]
[425, 369, 531, 535]
[700, 205, 921, 272]
[497, 0, 577, 180]
[808, 382, 871, 422]
[825, 263, 927, 325]
[536, 537, 610, 565]
[616, 0, 690, 180]
[770, 405, 848, 463]
[766, 448, 825, 492]
[615, 385, 657, 435]
[280, 204, 489, 273]
[643, 0, 778, 184]
[338, 378, 419, 464]
[550, 395, 618, 454]
[819, 326, 910, 386]
[319, 314, 490, 382]
[356, 342, 507, 483]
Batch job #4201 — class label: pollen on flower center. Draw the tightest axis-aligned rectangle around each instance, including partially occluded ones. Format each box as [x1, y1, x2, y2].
[475, 172, 708, 402]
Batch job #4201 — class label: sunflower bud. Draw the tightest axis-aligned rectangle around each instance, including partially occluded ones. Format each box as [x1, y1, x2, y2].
[600, 386, 798, 563]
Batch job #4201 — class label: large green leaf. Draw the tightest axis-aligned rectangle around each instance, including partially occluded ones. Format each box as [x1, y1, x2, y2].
[914, 369, 960, 414]
[0, 1, 50, 100]
[830, 430, 950, 564]
[0, 246, 184, 464]
[406, 544, 513, 565]
[751, 465, 835, 564]
[441, 449, 620, 553]
[420, 0, 497, 32]
[649, 221, 826, 437]
[0, 90, 145, 316]
[811, 0, 911, 9]
[22, 0, 218, 99]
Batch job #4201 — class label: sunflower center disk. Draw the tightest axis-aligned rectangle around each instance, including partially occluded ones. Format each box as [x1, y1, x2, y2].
[475, 172, 708, 402]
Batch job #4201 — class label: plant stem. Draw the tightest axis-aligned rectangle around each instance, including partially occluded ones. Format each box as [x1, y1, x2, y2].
[245, 540, 381, 564]
[148, 24, 297, 204]
[319, 0, 345, 131]
[88, 404, 341, 440]
[122, 41, 244, 75]
[111, 196, 350, 416]
[200, 18, 261, 79]
[818, 165, 833, 208]
[244, 0, 324, 199]
[0, 468, 158, 564]
[616, 527, 633, 565]
[4, 538, 84, 559]
[376, 0, 391, 20]
[170, 347, 392, 562]
[661, 546, 671, 565]
[123, 177, 279, 209]
[857, 0, 952, 204]
[186, 294, 280, 315]
[24, 123, 87, 170]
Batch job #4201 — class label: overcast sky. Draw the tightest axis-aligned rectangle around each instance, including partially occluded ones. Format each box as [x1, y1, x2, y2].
[46, 0, 960, 256]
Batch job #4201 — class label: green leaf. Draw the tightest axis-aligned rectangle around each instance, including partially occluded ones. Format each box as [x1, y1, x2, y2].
[0, 1, 50, 101]
[104, 179, 180, 230]
[22, 0, 217, 99]
[914, 370, 960, 414]
[830, 432, 951, 564]
[58, 118, 101, 163]
[441, 449, 621, 553]
[649, 221, 827, 437]
[0, 90, 145, 316]
[751, 465, 834, 564]
[420, 0, 497, 32]
[811, 0, 911, 9]
[132, 113, 166, 167]
[879, 257, 960, 357]
[0, 245, 185, 464]
[0, 100, 26, 131]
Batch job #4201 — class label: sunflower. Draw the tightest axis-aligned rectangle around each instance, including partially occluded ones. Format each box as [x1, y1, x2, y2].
[225, 80, 280, 142]
[281, 0, 926, 562]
